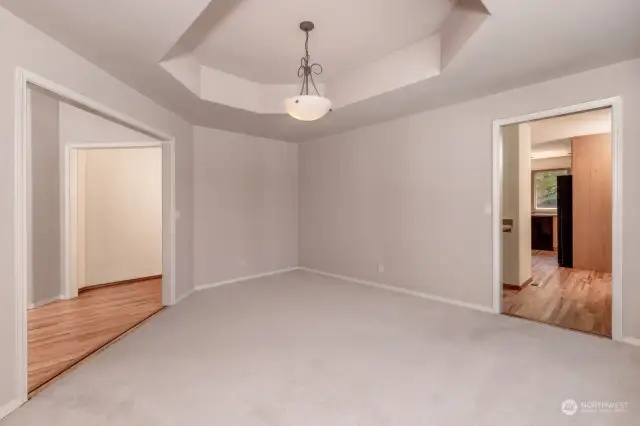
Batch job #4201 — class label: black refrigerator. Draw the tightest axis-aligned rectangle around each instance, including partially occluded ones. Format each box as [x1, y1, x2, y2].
[557, 175, 573, 267]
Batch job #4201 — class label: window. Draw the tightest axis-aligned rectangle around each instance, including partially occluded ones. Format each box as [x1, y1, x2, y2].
[532, 169, 570, 211]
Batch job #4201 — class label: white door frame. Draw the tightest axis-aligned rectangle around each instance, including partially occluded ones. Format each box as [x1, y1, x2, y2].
[492, 96, 623, 342]
[14, 68, 177, 403]
[62, 142, 165, 300]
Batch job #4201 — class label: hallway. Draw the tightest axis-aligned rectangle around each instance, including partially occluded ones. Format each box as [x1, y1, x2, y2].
[503, 251, 612, 337]
[28, 279, 163, 393]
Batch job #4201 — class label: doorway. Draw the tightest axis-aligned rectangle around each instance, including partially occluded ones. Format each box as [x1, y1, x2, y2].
[64, 145, 164, 299]
[27, 89, 166, 394]
[15, 70, 177, 402]
[492, 98, 622, 341]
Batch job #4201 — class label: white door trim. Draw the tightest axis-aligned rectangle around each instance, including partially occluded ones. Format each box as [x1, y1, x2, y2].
[14, 67, 178, 405]
[62, 142, 166, 300]
[492, 96, 623, 342]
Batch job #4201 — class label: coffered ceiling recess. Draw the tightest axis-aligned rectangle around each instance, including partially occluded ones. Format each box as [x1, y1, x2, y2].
[3, 0, 640, 142]
[160, 0, 489, 115]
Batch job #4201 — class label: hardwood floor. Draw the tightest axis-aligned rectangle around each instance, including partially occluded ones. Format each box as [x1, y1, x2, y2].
[28, 278, 163, 393]
[503, 251, 612, 337]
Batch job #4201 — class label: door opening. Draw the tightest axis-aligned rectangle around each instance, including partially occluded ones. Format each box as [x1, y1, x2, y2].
[15, 70, 177, 402]
[492, 98, 622, 340]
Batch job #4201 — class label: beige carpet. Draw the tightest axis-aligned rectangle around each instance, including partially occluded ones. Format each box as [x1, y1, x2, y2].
[3, 270, 639, 425]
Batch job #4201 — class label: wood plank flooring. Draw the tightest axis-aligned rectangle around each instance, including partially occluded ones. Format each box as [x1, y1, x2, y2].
[503, 251, 612, 337]
[28, 279, 163, 393]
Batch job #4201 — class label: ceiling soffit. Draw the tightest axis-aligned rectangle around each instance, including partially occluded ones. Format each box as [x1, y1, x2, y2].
[159, 0, 490, 115]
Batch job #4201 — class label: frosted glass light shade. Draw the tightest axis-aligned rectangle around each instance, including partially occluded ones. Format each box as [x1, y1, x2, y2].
[285, 95, 332, 121]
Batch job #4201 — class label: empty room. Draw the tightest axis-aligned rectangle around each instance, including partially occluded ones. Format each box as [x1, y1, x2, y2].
[1, 1, 640, 425]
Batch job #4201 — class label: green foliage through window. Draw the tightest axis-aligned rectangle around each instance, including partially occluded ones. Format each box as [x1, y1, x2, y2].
[534, 169, 569, 210]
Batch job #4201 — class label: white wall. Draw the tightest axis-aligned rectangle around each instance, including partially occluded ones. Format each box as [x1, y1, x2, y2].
[78, 148, 163, 287]
[502, 124, 532, 286]
[0, 6, 194, 411]
[29, 90, 61, 307]
[532, 156, 572, 171]
[193, 127, 298, 286]
[299, 58, 640, 343]
[59, 102, 157, 144]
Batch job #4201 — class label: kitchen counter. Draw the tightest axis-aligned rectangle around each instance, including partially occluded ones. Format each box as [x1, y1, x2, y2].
[532, 212, 557, 217]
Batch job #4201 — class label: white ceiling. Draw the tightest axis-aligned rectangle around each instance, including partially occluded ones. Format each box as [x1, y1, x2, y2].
[531, 139, 572, 159]
[193, 0, 454, 84]
[529, 109, 612, 145]
[529, 109, 612, 159]
[2, 0, 639, 142]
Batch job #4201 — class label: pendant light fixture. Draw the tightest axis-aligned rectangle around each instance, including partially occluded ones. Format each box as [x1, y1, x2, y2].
[285, 21, 332, 121]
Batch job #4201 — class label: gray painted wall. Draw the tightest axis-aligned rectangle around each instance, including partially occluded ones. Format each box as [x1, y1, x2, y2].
[193, 127, 298, 286]
[299, 58, 640, 341]
[29, 90, 61, 307]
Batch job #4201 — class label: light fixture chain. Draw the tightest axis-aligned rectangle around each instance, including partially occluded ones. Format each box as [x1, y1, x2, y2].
[297, 25, 322, 97]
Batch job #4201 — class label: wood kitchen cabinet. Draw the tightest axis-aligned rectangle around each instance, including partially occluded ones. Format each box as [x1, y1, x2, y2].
[531, 215, 554, 251]
[571, 133, 612, 273]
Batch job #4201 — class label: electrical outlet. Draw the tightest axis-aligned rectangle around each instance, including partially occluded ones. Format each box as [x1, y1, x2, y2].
[378, 264, 385, 274]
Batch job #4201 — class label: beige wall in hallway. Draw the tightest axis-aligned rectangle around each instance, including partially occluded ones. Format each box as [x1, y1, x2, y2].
[299, 58, 640, 341]
[516, 125, 532, 286]
[501, 123, 532, 287]
[77, 148, 163, 287]
[60, 102, 160, 290]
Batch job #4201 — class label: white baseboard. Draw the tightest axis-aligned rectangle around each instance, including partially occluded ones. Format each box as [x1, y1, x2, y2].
[299, 267, 495, 314]
[172, 268, 300, 305]
[27, 295, 63, 310]
[195, 267, 300, 292]
[622, 337, 640, 347]
[174, 288, 195, 305]
[0, 399, 23, 420]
